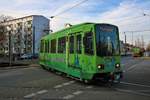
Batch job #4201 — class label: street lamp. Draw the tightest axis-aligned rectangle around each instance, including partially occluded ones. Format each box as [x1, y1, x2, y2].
[6, 26, 12, 66]
[49, 16, 55, 33]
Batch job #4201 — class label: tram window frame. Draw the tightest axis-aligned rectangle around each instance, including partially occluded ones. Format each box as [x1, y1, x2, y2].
[51, 39, 56, 53]
[69, 36, 74, 53]
[76, 34, 82, 54]
[49, 40, 51, 53]
[84, 32, 94, 55]
[58, 36, 66, 53]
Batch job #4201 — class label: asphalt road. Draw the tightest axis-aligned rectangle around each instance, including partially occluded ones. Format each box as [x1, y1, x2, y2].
[0, 57, 150, 100]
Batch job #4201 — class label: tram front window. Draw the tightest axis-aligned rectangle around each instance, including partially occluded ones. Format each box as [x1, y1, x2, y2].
[95, 24, 120, 57]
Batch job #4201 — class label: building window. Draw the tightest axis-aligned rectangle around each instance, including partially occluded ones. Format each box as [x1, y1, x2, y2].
[76, 34, 81, 54]
[51, 39, 56, 53]
[69, 36, 74, 53]
[58, 37, 66, 53]
[84, 32, 94, 55]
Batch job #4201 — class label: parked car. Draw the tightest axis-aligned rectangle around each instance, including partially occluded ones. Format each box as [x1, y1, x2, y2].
[19, 53, 39, 60]
[20, 54, 33, 59]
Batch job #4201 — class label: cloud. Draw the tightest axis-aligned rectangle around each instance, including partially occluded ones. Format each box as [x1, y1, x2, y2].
[0, 0, 150, 46]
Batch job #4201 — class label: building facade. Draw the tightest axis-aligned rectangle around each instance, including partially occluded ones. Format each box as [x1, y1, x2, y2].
[0, 15, 49, 55]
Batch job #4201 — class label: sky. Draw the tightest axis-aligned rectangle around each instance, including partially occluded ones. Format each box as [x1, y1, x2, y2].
[0, 0, 150, 47]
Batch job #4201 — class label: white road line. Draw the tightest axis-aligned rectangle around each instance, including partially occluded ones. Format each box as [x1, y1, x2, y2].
[63, 91, 83, 99]
[37, 90, 48, 94]
[137, 90, 150, 92]
[72, 91, 83, 95]
[63, 94, 74, 99]
[125, 61, 144, 72]
[54, 81, 75, 89]
[120, 81, 150, 88]
[62, 81, 74, 86]
[24, 93, 36, 98]
[86, 86, 93, 89]
[69, 80, 75, 84]
[24, 89, 48, 98]
[54, 85, 63, 88]
[116, 88, 150, 97]
[126, 64, 137, 71]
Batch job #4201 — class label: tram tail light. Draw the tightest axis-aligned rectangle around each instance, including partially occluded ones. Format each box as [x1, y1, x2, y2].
[97, 64, 104, 69]
[115, 63, 120, 68]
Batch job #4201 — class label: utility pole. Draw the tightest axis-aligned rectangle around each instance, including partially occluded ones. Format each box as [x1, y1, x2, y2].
[132, 32, 133, 46]
[8, 29, 12, 66]
[124, 32, 127, 56]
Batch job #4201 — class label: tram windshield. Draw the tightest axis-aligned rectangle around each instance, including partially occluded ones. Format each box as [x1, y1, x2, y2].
[95, 24, 120, 57]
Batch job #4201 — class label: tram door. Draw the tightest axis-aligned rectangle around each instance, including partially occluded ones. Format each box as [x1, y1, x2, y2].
[67, 33, 82, 69]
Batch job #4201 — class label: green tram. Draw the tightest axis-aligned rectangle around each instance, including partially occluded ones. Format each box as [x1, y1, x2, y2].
[39, 23, 123, 83]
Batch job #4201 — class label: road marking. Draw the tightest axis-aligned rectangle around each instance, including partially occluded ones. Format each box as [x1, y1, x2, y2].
[116, 88, 150, 97]
[54, 85, 63, 88]
[63, 82, 71, 86]
[126, 64, 137, 71]
[63, 94, 74, 99]
[125, 61, 144, 72]
[86, 86, 93, 89]
[24, 93, 36, 98]
[72, 91, 83, 95]
[137, 90, 150, 92]
[24, 89, 48, 98]
[69, 80, 75, 84]
[63, 91, 83, 99]
[120, 81, 150, 88]
[54, 81, 75, 89]
[37, 90, 48, 94]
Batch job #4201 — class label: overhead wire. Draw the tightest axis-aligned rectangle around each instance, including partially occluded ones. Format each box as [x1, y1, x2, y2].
[52, 0, 89, 18]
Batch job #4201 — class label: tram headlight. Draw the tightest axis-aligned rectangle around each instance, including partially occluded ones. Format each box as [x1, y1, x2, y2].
[115, 63, 120, 68]
[97, 64, 104, 69]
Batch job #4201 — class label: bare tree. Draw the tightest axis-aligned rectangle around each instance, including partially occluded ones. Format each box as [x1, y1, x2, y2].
[0, 24, 7, 54]
[0, 14, 13, 23]
[0, 15, 13, 54]
[0, 25, 6, 42]
[146, 42, 150, 51]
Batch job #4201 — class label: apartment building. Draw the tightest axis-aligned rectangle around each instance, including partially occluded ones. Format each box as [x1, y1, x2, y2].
[0, 15, 49, 55]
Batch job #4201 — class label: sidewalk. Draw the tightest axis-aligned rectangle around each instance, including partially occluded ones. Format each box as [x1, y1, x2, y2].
[0, 56, 40, 69]
[141, 57, 150, 60]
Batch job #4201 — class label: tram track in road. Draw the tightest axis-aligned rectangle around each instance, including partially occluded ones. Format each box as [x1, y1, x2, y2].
[22, 57, 149, 99]
[114, 81, 150, 96]
[121, 57, 144, 72]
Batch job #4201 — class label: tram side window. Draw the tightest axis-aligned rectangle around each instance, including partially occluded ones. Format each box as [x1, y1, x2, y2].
[77, 34, 81, 54]
[69, 36, 74, 53]
[40, 40, 43, 53]
[45, 40, 49, 53]
[84, 32, 94, 55]
[58, 37, 66, 53]
[51, 39, 56, 53]
[44, 41, 47, 53]
[47, 40, 49, 53]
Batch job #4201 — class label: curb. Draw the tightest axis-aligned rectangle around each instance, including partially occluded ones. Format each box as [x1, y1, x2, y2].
[0, 64, 40, 70]
[141, 57, 150, 60]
